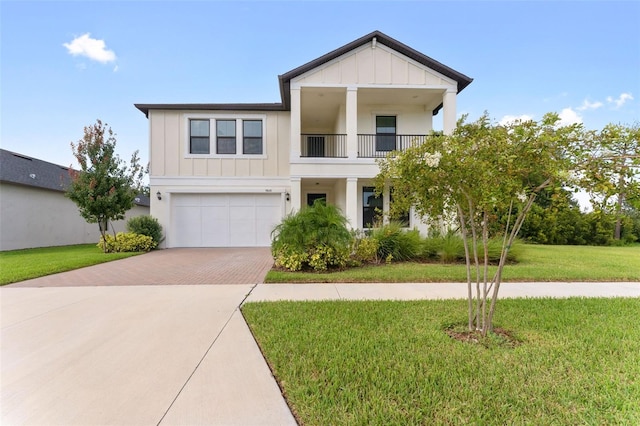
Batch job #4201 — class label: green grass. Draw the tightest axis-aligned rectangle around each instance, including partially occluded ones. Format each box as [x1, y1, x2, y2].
[0, 244, 142, 285]
[243, 298, 640, 425]
[265, 244, 640, 283]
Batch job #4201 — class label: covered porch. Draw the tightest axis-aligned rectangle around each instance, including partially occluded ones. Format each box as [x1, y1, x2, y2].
[287, 177, 427, 233]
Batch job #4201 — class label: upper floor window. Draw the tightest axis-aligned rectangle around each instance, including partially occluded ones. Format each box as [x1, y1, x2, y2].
[243, 120, 263, 154]
[217, 120, 237, 154]
[190, 119, 210, 154]
[186, 115, 265, 157]
[376, 116, 396, 151]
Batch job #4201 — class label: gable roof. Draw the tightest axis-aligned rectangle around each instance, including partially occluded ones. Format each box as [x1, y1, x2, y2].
[0, 149, 150, 207]
[135, 30, 472, 117]
[278, 30, 473, 111]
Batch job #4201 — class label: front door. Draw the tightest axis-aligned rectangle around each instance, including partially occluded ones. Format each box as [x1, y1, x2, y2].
[307, 193, 327, 206]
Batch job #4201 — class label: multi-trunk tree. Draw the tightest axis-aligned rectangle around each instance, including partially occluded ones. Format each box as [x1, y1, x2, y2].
[66, 120, 146, 252]
[376, 113, 584, 335]
[579, 123, 640, 241]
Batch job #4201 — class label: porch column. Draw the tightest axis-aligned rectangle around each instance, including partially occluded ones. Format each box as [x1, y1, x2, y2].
[345, 177, 358, 229]
[442, 88, 457, 135]
[290, 177, 302, 214]
[290, 87, 301, 160]
[346, 86, 358, 159]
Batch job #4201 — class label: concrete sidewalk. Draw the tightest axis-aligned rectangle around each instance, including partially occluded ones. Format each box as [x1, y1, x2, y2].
[246, 281, 640, 302]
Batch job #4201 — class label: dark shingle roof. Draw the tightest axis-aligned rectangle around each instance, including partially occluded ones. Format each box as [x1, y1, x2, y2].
[0, 149, 150, 207]
[0, 148, 71, 192]
[135, 30, 472, 117]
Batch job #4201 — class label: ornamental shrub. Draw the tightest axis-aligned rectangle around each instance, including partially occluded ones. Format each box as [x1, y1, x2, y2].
[271, 200, 352, 271]
[370, 221, 422, 261]
[126, 215, 163, 245]
[351, 231, 379, 264]
[98, 232, 156, 253]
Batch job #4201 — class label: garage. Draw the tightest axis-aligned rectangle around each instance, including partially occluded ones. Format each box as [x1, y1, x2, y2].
[170, 193, 283, 247]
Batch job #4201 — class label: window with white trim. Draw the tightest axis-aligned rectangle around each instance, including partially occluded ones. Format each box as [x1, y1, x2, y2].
[243, 120, 263, 154]
[217, 120, 236, 154]
[186, 115, 265, 157]
[189, 119, 210, 154]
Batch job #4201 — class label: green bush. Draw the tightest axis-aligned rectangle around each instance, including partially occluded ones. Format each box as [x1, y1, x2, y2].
[272, 201, 352, 271]
[126, 215, 163, 246]
[370, 222, 422, 262]
[98, 232, 157, 253]
[351, 231, 379, 264]
[421, 233, 521, 263]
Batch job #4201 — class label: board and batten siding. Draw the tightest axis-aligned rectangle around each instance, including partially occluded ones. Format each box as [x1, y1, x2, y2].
[149, 110, 290, 178]
[294, 42, 456, 87]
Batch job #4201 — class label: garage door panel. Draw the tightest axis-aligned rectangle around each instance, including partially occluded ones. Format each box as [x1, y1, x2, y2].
[172, 206, 202, 247]
[202, 195, 229, 207]
[256, 194, 281, 207]
[171, 193, 282, 247]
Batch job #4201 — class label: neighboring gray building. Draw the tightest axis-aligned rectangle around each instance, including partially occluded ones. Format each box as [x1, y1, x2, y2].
[0, 149, 150, 251]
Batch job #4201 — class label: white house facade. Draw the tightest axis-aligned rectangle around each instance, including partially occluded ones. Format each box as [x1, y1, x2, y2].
[135, 31, 472, 248]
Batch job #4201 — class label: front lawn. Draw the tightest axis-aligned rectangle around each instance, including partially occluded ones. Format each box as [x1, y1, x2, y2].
[0, 244, 142, 285]
[265, 244, 640, 283]
[242, 298, 640, 425]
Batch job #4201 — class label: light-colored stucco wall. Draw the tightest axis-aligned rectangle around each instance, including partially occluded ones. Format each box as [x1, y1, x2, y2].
[149, 110, 290, 178]
[0, 183, 149, 251]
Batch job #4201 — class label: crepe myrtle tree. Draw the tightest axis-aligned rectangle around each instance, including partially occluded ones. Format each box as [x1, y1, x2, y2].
[579, 123, 640, 241]
[375, 113, 584, 335]
[67, 120, 146, 252]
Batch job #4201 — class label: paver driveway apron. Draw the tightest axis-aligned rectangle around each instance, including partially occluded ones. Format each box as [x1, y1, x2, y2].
[8, 247, 275, 287]
[1, 248, 297, 425]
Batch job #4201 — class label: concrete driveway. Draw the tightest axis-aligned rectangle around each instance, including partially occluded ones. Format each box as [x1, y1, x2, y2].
[1, 248, 297, 425]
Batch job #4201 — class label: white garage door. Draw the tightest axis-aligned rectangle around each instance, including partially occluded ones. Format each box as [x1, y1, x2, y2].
[171, 193, 282, 247]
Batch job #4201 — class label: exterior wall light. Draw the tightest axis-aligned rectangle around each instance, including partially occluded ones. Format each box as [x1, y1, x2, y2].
[156, 191, 162, 201]
[285, 192, 290, 201]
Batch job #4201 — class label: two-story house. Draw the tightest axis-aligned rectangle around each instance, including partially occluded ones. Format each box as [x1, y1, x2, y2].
[135, 31, 472, 248]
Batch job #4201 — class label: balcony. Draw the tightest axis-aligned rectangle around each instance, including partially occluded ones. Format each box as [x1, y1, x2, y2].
[298, 134, 434, 159]
[300, 134, 347, 158]
[357, 134, 430, 158]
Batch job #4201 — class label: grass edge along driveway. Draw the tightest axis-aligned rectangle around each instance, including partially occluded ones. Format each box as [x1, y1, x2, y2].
[0, 244, 141, 285]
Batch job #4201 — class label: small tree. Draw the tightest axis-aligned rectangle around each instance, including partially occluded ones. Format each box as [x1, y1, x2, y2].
[580, 123, 640, 240]
[67, 120, 146, 252]
[376, 113, 583, 336]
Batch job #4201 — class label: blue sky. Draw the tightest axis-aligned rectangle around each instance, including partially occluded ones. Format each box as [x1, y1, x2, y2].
[2, 1, 639, 169]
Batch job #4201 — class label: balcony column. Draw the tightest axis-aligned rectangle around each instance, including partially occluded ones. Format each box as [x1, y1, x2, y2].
[289, 177, 302, 214]
[290, 86, 301, 160]
[442, 88, 457, 136]
[346, 86, 358, 159]
[345, 177, 358, 229]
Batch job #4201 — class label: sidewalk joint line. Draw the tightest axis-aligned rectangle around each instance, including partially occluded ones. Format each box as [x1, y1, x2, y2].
[156, 285, 256, 426]
[334, 284, 343, 300]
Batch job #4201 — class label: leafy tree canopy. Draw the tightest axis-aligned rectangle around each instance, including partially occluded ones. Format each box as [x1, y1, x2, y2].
[66, 120, 146, 252]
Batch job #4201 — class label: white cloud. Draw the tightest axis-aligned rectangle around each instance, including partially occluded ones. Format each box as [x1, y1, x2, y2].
[606, 93, 634, 109]
[63, 33, 116, 63]
[498, 114, 534, 126]
[558, 108, 583, 126]
[576, 99, 604, 111]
